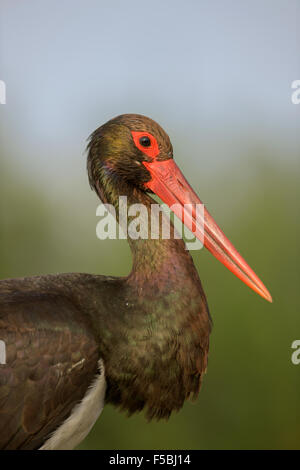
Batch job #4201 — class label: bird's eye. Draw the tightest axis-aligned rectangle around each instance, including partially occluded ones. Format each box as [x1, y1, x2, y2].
[131, 131, 159, 158]
[139, 136, 151, 147]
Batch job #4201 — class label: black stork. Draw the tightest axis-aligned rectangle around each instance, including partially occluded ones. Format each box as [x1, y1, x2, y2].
[0, 114, 272, 450]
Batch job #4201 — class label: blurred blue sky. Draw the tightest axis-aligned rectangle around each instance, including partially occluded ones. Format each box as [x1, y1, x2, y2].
[0, 0, 299, 187]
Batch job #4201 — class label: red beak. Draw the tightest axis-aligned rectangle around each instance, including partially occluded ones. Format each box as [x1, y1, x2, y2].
[143, 159, 272, 303]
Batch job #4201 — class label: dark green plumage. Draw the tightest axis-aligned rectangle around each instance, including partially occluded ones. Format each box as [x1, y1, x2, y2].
[0, 114, 212, 449]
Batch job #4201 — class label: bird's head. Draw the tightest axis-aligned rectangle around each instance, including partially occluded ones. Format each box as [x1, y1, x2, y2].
[87, 113, 272, 302]
[87, 113, 174, 192]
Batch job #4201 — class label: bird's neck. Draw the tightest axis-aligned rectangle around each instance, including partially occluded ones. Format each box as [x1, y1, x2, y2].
[95, 176, 197, 293]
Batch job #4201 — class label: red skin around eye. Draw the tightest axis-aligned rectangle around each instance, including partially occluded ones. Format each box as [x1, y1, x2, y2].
[131, 131, 160, 159]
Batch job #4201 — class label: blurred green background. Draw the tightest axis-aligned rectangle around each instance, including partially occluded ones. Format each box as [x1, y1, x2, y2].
[1, 0, 300, 449]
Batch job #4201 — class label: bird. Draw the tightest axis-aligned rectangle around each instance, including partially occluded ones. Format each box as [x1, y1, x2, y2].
[0, 114, 272, 450]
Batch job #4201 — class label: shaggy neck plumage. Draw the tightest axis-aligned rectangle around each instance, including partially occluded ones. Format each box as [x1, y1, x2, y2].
[95, 165, 196, 291]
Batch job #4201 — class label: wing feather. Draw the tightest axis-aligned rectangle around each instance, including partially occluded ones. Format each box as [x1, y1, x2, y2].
[0, 284, 99, 450]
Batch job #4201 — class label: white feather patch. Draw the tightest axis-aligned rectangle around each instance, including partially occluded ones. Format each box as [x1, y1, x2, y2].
[40, 359, 106, 450]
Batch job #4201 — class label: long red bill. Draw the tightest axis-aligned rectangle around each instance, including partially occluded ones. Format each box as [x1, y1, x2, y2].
[143, 159, 272, 302]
